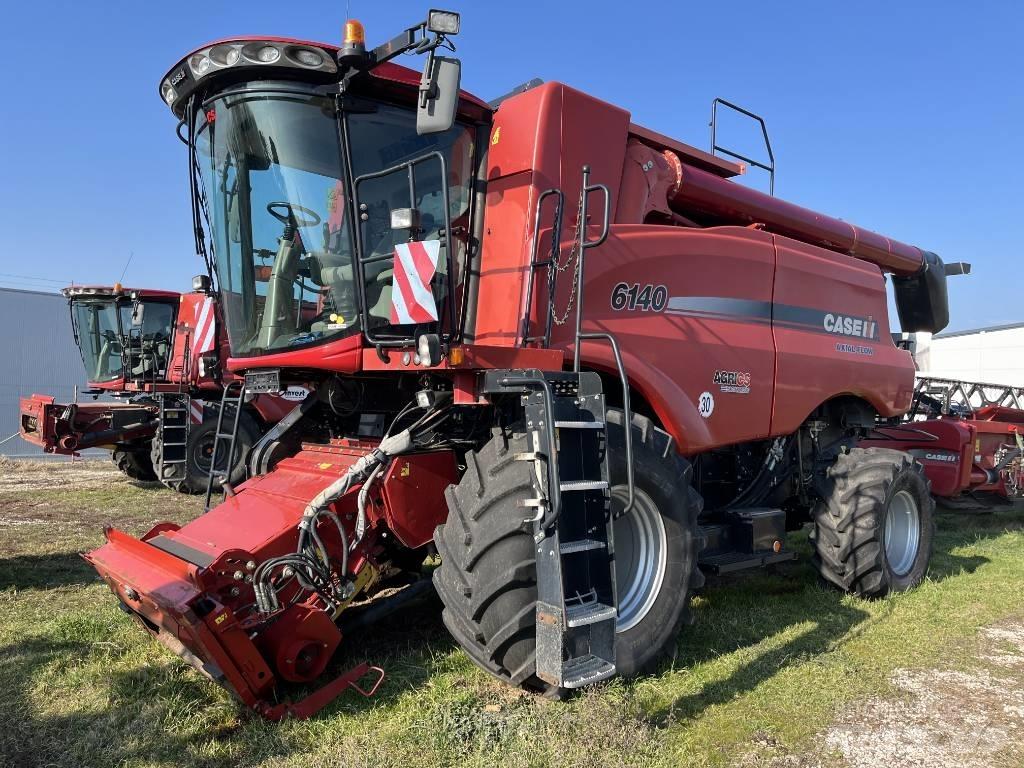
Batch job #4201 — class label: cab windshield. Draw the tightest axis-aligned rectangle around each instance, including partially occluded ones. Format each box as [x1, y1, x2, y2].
[70, 298, 175, 383]
[196, 84, 474, 355]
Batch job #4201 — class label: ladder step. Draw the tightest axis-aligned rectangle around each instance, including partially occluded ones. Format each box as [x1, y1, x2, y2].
[559, 538, 606, 554]
[559, 480, 608, 492]
[565, 601, 616, 627]
[555, 420, 605, 429]
[561, 654, 616, 689]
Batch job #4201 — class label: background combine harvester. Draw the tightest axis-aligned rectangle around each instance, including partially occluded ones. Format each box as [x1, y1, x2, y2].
[865, 375, 1024, 506]
[84, 10, 967, 719]
[19, 280, 298, 492]
[21, 284, 178, 479]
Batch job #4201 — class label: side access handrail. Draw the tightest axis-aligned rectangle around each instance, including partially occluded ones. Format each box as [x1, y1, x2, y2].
[496, 372, 563, 529]
[577, 333, 634, 516]
[520, 188, 565, 347]
[570, 165, 633, 515]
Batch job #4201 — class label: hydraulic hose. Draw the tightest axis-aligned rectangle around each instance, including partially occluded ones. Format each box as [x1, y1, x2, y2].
[253, 424, 418, 615]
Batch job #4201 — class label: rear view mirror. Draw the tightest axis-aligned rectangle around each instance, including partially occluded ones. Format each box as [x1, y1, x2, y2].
[417, 56, 460, 135]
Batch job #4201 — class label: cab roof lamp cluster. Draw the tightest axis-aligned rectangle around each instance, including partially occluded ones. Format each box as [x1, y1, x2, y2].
[161, 41, 337, 105]
[159, 9, 460, 108]
[62, 285, 123, 297]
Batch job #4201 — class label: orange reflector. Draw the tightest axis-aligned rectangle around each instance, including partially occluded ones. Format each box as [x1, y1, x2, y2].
[448, 347, 465, 365]
[773, 540, 782, 553]
[344, 19, 365, 45]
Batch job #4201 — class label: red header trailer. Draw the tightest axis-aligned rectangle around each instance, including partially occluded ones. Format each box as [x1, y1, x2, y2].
[862, 377, 1024, 504]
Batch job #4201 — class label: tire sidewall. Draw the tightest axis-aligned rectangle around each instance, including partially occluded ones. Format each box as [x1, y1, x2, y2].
[881, 463, 933, 592]
[607, 418, 696, 677]
[185, 410, 258, 491]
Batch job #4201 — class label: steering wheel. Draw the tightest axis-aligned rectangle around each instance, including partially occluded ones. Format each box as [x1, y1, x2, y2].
[267, 201, 321, 228]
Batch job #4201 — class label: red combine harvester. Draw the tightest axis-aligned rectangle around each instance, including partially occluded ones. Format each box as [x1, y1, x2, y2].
[84, 10, 965, 718]
[20, 281, 299, 492]
[864, 376, 1024, 505]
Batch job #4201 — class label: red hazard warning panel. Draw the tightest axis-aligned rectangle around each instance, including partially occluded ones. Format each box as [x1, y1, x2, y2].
[390, 240, 441, 324]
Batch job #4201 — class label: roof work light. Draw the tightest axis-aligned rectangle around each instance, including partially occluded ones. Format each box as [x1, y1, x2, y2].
[427, 10, 460, 34]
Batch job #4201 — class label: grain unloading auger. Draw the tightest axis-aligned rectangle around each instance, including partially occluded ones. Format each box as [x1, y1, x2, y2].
[86, 9, 963, 718]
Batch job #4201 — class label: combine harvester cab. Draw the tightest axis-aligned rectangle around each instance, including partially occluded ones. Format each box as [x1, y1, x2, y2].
[19, 284, 180, 478]
[86, 9, 965, 719]
[18, 279, 301, 492]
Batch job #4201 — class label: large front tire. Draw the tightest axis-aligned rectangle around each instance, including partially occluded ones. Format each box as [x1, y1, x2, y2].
[433, 411, 702, 693]
[112, 447, 157, 482]
[153, 409, 259, 494]
[811, 447, 935, 598]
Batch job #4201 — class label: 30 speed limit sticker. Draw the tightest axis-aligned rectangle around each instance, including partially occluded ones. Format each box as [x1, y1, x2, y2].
[698, 391, 715, 418]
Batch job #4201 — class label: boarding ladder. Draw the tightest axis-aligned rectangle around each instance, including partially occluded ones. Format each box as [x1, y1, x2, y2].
[204, 380, 246, 511]
[153, 328, 193, 488]
[496, 166, 636, 688]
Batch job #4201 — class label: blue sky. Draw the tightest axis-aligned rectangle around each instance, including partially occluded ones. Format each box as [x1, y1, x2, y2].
[0, 0, 1018, 332]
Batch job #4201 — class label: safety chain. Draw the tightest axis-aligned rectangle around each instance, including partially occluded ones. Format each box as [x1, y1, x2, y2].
[549, 188, 586, 326]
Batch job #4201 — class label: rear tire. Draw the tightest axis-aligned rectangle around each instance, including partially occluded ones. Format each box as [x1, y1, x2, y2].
[811, 447, 934, 598]
[112, 447, 157, 482]
[433, 410, 702, 693]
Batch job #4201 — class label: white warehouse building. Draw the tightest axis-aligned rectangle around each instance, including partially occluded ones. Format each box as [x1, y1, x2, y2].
[0, 287, 103, 458]
[913, 322, 1024, 387]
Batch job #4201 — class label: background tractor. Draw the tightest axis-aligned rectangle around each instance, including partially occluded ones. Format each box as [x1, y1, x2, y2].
[85, 10, 961, 718]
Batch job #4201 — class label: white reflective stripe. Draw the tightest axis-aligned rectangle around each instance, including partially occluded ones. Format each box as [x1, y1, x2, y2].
[389, 278, 416, 324]
[395, 242, 438, 311]
[197, 310, 216, 354]
[190, 400, 205, 424]
[192, 298, 212, 355]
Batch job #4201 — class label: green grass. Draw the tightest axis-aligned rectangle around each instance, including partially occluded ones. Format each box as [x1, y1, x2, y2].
[2, 461, 1023, 768]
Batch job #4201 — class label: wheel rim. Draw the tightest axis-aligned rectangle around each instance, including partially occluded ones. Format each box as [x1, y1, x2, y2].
[611, 486, 667, 632]
[884, 489, 921, 577]
[193, 435, 219, 474]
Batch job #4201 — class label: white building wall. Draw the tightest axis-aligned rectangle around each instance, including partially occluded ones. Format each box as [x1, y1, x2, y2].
[917, 325, 1024, 387]
[0, 288, 105, 458]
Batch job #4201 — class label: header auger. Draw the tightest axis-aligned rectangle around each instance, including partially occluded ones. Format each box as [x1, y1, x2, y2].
[85, 9, 959, 717]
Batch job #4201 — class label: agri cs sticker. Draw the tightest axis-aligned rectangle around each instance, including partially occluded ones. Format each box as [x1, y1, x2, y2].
[713, 370, 751, 394]
[698, 391, 715, 418]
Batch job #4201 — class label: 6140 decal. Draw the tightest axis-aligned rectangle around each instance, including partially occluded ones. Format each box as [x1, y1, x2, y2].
[610, 282, 668, 312]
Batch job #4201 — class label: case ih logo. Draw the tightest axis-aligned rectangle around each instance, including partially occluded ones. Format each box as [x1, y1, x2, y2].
[823, 313, 879, 340]
[714, 370, 751, 394]
[923, 452, 959, 464]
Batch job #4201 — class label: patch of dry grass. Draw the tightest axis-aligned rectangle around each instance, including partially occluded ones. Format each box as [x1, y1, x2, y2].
[2, 463, 1024, 767]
